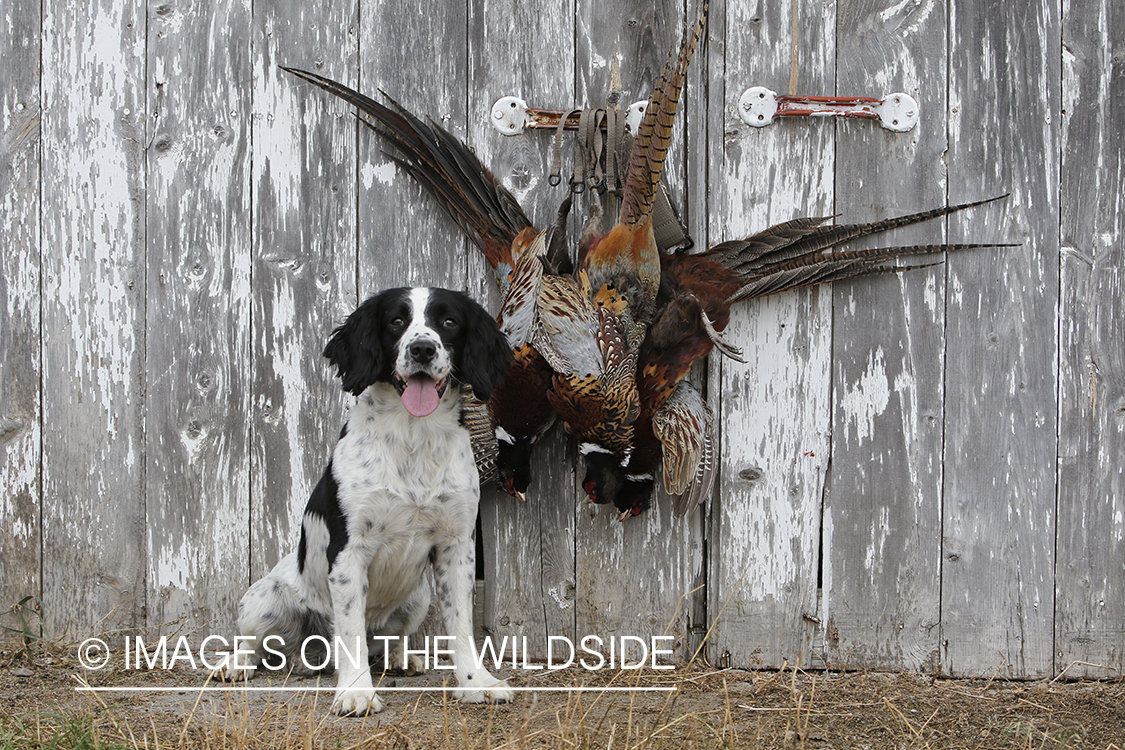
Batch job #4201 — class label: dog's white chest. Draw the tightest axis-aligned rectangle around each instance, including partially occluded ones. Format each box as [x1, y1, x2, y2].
[334, 387, 478, 499]
[331, 387, 478, 611]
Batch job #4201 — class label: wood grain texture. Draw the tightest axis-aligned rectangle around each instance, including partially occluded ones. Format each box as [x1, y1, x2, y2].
[358, 0, 468, 293]
[682, 2, 711, 658]
[144, 0, 252, 637]
[942, 0, 1060, 678]
[0, 0, 41, 639]
[1056, 0, 1125, 679]
[39, 0, 147, 639]
[576, 495, 705, 661]
[823, 0, 948, 672]
[469, 0, 578, 655]
[249, 0, 359, 582]
[707, 0, 836, 669]
[577, 0, 687, 211]
[480, 467, 577, 654]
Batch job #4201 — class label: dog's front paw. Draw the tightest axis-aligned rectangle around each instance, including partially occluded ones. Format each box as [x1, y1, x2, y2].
[218, 655, 257, 683]
[401, 652, 425, 676]
[331, 687, 383, 716]
[385, 646, 426, 676]
[454, 675, 512, 704]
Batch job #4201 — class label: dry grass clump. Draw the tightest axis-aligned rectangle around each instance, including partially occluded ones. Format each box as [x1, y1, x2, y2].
[2, 638, 1123, 750]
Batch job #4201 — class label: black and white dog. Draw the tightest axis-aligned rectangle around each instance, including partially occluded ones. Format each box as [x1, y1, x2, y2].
[225, 287, 513, 715]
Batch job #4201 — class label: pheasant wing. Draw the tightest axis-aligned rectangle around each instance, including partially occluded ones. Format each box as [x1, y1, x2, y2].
[652, 380, 713, 516]
[461, 386, 498, 485]
[531, 275, 603, 377]
[498, 232, 548, 348]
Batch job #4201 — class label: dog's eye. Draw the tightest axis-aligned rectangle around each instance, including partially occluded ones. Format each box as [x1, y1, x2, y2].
[443, 318, 458, 329]
[389, 317, 404, 328]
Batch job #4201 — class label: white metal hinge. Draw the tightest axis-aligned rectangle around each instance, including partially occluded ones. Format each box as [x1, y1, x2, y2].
[737, 87, 919, 132]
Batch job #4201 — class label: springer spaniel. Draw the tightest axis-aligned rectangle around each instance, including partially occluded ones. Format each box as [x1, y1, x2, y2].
[225, 287, 513, 715]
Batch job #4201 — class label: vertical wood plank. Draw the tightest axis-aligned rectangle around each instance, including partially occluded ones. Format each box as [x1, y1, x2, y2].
[571, 0, 706, 662]
[480, 452, 577, 655]
[40, 0, 147, 639]
[144, 0, 252, 636]
[708, 0, 836, 669]
[1056, 0, 1125, 679]
[17, 0, 1125, 674]
[0, 0, 42, 639]
[358, 0, 468, 293]
[943, 0, 1060, 678]
[468, 0, 578, 655]
[250, 1, 359, 582]
[575, 497, 705, 661]
[823, 0, 948, 672]
[575, 0, 687, 207]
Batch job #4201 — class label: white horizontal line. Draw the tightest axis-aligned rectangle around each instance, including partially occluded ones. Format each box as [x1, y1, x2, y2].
[75, 686, 676, 693]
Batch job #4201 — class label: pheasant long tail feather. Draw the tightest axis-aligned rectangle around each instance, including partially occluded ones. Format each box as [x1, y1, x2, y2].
[619, 2, 707, 227]
[728, 242, 1017, 303]
[282, 66, 533, 285]
[712, 195, 1008, 276]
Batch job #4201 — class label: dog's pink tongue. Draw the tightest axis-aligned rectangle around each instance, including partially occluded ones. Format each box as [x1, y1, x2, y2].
[402, 374, 441, 417]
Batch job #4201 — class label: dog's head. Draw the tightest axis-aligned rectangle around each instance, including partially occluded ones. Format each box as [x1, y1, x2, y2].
[323, 287, 512, 416]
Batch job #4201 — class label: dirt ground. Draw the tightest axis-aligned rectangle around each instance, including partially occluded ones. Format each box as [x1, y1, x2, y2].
[1, 641, 1123, 749]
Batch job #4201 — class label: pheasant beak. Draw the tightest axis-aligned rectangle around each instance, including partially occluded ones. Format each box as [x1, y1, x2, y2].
[501, 476, 527, 502]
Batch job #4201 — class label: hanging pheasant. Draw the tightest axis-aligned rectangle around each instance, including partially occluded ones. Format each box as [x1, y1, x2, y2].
[582, 196, 1014, 520]
[540, 1, 708, 483]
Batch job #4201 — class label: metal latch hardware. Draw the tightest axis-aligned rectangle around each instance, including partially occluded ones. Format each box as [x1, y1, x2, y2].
[491, 96, 650, 136]
[737, 87, 919, 132]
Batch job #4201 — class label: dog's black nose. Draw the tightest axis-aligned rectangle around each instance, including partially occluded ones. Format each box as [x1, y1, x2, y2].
[410, 340, 437, 363]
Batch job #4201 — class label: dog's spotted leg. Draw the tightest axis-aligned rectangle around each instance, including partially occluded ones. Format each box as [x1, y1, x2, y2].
[328, 549, 381, 716]
[373, 580, 431, 676]
[432, 534, 513, 704]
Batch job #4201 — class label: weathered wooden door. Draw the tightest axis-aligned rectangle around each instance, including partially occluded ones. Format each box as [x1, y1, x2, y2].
[1, 0, 1121, 680]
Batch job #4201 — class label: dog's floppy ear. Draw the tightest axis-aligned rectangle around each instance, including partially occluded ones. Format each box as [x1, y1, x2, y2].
[323, 293, 387, 396]
[458, 297, 513, 402]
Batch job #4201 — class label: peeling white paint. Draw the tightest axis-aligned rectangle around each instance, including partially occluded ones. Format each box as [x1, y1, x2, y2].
[362, 160, 397, 189]
[922, 272, 939, 318]
[7, 0, 1120, 678]
[950, 273, 964, 307]
[156, 542, 192, 590]
[841, 347, 891, 447]
[865, 506, 891, 579]
[878, 0, 935, 36]
[503, 171, 539, 209]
